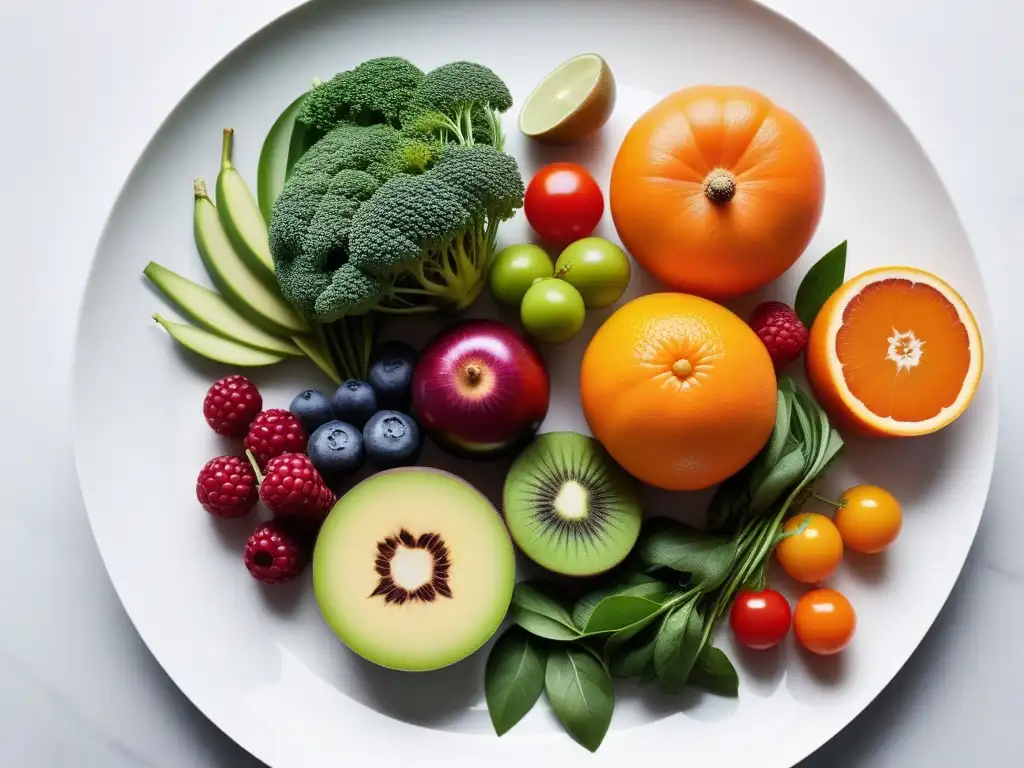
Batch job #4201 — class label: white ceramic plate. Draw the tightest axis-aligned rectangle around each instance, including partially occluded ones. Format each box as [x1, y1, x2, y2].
[72, 0, 998, 766]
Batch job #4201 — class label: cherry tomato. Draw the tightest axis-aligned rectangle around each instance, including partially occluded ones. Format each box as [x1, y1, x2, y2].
[793, 588, 856, 655]
[729, 589, 792, 650]
[524, 163, 604, 245]
[835, 484, 902, 554]
[775, 512, 843, 584]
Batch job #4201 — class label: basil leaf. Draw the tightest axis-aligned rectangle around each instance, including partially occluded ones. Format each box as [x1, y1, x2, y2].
[689, 645, 739, 697]
[636, 518, 737, 590]
[790, 386, 813, 449]
[582, 595, 665, 636]
[607, 618, 661, 679]
[654, 600, 704, 693]
[571, 573, 669, 629]
[763, 388, 793, 468]
[815, 429, 845, 477]
[510, 581, 581, 641]
[545, 646, 615, 753]
[485, 627, 547, 736]
[794, 240, 847, 328]
[749, 444, 807, 512]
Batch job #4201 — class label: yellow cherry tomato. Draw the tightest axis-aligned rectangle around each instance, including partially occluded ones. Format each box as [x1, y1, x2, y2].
[834, 484, 902, 554]
[776, 512, 843, 584]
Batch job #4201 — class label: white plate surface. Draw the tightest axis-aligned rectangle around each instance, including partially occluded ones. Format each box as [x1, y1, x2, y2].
[72, 0, 998, 766]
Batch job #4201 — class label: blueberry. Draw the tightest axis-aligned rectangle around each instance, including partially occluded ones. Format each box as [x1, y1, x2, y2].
[308, 421, 365, 479]
[329, 380, 378, 428]
[368, 341, 419, 412]
[363, 410, 422, 469]
[289, 389, 333, 434]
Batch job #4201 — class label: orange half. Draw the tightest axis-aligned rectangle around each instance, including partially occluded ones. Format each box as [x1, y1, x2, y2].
[806, 266, 983, 437]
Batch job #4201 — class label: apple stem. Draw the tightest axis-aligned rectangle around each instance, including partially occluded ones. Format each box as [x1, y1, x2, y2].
[466, 365, 482, 385]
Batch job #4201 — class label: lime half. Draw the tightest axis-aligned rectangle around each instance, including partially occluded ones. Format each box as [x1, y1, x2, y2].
[519, 53, 616, 144]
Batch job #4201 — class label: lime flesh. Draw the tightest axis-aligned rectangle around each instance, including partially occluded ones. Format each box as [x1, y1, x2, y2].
[519, 54, 614, 142]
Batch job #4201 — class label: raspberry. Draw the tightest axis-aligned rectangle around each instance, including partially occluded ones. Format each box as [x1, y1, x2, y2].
[196, 455, 258, 518]
[244, 409, 308, 468]
[749, 301, 809, 367]
[259, 452, 336, 524]
[204, 375, 262, 437]
[243, 520, 310, 584]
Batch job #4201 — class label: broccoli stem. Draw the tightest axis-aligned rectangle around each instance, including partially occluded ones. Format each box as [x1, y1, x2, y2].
[462, 107, 475, 147]
[320, 315, 376, 380]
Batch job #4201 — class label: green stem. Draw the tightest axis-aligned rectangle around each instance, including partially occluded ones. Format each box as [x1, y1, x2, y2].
[245, 450, 264, 484]
[361, 314, 375, 374]
[809, 489, 845, 509]
[221, 128, 234, 171]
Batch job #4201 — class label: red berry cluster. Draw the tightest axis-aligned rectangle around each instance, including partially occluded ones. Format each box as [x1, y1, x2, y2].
[195, 375, 335, 585]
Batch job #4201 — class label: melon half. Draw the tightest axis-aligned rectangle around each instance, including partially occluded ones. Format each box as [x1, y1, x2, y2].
[313, 468, 516, 672]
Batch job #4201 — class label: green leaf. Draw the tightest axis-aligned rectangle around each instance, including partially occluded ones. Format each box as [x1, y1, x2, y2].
[816, 429, 845, 477]
[794, 240, 847, 328]
[763, 388, 793, 469]
[653, 600, 704, 693]
[571, 573, 669, 629]
[485, 627, 547, 736]
[749, 444, 808, 512]
[689, 645, 739, 697]
[545, 646, 615, 752]
[605, 612, 664, 678]
[636, 518, 737, 591]
[582, 595, 665, 636]
[509, 581, 581, 641]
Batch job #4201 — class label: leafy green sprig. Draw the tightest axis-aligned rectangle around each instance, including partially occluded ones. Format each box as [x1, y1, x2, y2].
[484, 377, 843, 751]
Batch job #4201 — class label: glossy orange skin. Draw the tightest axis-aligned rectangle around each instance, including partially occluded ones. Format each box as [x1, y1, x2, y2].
[793, 588, 856, 655]
[776, 513, 844, 584]
[835, 484, 902, 554]
[610, 86, 825, 299]
[580, 293, 777, 491]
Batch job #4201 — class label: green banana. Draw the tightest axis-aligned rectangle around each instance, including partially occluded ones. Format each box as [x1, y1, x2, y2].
[193, 178, 309, 337]
[152, 314, 287, 367]
[144, 261, 301, 357]
[216, 128, 276, 284]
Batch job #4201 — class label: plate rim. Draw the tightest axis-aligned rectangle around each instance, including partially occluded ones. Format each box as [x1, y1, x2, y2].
[70, 0, 1001, 765]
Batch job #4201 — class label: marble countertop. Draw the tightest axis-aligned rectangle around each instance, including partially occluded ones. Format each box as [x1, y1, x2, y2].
[1, 0, 1021, 765]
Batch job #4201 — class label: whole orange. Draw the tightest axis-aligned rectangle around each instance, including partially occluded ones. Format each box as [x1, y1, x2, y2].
[610, 86, 825, 299]
[580, 293, 777, 491]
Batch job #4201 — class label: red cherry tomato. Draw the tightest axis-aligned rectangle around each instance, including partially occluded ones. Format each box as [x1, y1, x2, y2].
[524, 162, 604, 245]
[729, 589, 792, 650]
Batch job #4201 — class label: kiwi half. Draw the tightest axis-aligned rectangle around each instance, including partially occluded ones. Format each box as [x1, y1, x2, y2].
[503, 431, 642, 576]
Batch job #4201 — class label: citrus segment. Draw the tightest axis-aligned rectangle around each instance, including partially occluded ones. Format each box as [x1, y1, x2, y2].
[806, 267, 983, 436]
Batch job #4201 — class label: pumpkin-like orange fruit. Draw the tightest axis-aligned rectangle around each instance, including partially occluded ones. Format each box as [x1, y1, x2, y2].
[610, 86, 825, 299]
[580, 293, 777, 491]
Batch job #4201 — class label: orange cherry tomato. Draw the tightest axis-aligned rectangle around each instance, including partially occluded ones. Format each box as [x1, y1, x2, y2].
[835, 484, 902, 554]
[775, 512, 843, 584]
[793, 588, 856, 655]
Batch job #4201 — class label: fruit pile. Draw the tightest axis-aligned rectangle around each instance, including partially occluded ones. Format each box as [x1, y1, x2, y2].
[153, 53, 988, 755]
[196, 341, 425, 584]
[489, 163, 631, 345]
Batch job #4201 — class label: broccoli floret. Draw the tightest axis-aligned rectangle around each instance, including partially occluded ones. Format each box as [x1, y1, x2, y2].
[298, 57, 424, 132]
[403, 62, 514, 150]
[345, 143, 524, 313]
[269, 122, 438, 317]
[317, 263, 384, 320]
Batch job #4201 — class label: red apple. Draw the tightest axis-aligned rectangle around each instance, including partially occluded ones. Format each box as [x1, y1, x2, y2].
[412, 319, 550, 459]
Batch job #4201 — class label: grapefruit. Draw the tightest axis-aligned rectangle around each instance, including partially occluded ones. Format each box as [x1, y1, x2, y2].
[806, 266, 983, 437]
